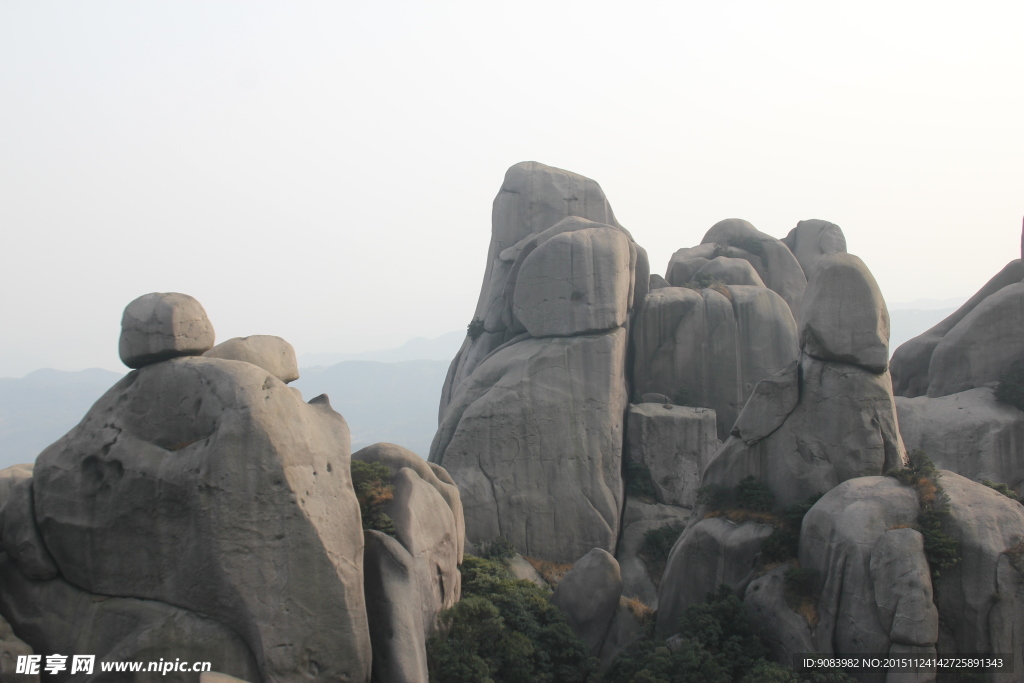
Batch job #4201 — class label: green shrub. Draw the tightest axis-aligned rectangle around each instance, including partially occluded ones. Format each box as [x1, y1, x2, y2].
[696, 483, 730, 511]
[995, 360, 1024, 411]
[686, 271, 719, 290]
[638, 523, 685, 587]
[625, 461, 659, 503]
[427, 555, 596, 682]
[760, 494, 824, 563]
[982, 479, 1020, 501]
[735, 476, 775, 512]
[467, 317, 486, 340]
[784, 567, 820, 598]
[481, 537, 517, 561]
[351, 460, 396, 537]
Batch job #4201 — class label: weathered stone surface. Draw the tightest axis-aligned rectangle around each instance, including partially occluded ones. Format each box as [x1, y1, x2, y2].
[1, 479, 57, 580]
[363, 529, 428, 683]
[700, 218, 808, 315]
[933, 471, 1024, 676]
[694, 256, 765, 286]
[926, 282, 1024, 397]
[624, 404, 718, 507]
[744, 564, 814, 668]
[512, 227, 632, 337]
[632, 285, 799, 441]
[0, 554, 260, 682]
[119, 292, 215, 369]
[598, 597, 646, 669]
[354, 442, 465, 563]
[799, 477, 926, 667]
[649, 273, 670, 290]
[32, 356, 371, 683]
[730, 360, 799, 445]
[655, 517, 774, 638]
[891, 259, 1024, 398]
[799, 252, 890, 373]
[896, 388, 1024, 492]
[383, 468, 461, 634]
[431, 328, 628, 563]
[0, 464, 32, 510]
[440, 162, 647, 419]
[204, 335, 299, 383]
[0, 611, 36, 683]
[507, 553, 547, 588]
[782, 219, 848, 277]
[616, 499, 690, 609]
[703, 355, 906, 507]
[551, 548, 623, 655]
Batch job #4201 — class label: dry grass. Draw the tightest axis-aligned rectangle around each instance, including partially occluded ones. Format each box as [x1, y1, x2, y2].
[524, 557, 573, 587]
[710, 283, 733, 301]
[795, 597, 819, 629]
[916, 477, 938, 506]
[704, 508, 782, 526]
[624, 596, 655, 623]
[888, 523, 912, 530]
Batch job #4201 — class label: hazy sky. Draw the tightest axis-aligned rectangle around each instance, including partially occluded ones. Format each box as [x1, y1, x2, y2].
[2, 1, 1022, 378]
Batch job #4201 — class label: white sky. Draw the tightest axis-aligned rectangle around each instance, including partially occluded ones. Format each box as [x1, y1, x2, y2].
[2, 1, 1022, 378]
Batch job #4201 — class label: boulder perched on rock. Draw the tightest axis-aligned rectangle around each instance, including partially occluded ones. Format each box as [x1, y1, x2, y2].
[891, 258, 1024, 398]
[781, 219, 848, 277]
[432, 329, 628, 562]
[798, 252, 890, 373]
[0, 554, 261, 682]
[624, 403, 718, 507]
[631, 284, 799, 441]
[897, 388, 1024, 492]
[119, 292, 215, 368]
[655, 517, 774, 638]
[204, 335, 299, 383]
[551, 549, 623, 655]
[692, 256, 765, 287]
[30, 352, 371, 682]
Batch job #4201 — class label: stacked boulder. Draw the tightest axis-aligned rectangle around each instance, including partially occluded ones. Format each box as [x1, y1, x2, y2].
[430, 161, 649, 563]
[892, 224, 1024, 491]
[657, 251, 907, 636]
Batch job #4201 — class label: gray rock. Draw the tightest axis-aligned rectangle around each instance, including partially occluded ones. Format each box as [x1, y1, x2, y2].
[1, 479, 57, 580]
[744, 564, 815, 667]
[666, 256, 712, 287]
[799, 477, 925, 666]
[655, 517, 774, 638]
[383, 467, 462, 634]
[507, 553, 548, 588]
[0, 554, 260, 683]
[204, 335, 299, 383]
[782, 219, 847, 277]
[512, 227, 633, 337]
[891, 259, 1024, 398]
[799, 252, 890, 373]
[700, 218, 808, 315]
[363, 529, 429, 683]
[616, 498, 690, 609]
[32, 356, 371, 683]
[896, 388, 1024, 492]
[202, 674, 254, 683]
[694, 256, 765, 287]
[703, 355, 906, 507]
[0, 464, 32, 510]
[639, 392, 671, 404]
[730, 360, 799, 445]
[598, 597, 646, 669]
[551, 548, 623, 655]
[632, 285, 799, 441]
[354, 442, 465, 563]
[624, 404, 718, 507]
[649, 273, 671, 290]
[0, 611, 36, 683]
[926, 282, 1024, 397]
[431, 329, 628, 563]
[119, 292, 215, 369]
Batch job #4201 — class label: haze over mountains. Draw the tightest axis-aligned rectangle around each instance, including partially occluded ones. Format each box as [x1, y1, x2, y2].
[0, 308, 959, 472]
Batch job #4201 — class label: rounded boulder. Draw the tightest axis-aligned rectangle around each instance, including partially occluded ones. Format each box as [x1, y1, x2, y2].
[119, 293, 215, 369]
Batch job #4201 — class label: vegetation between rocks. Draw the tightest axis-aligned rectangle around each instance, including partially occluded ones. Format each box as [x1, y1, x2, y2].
[888, 450, 960, 583]
[468, 317, 486, 340]
[426, 555, 596, 682]
[638, 523, 685, 588]
[480, 536, 517, 561]
[982, 478, 1020, 502]
[995, 359, 1024, 411]
[350, 460, 397, 538]
[603, 585, 853, 683]
[624, 461, 659, 503]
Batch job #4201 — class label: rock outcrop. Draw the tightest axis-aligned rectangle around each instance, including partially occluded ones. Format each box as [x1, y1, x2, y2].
[615, 499, 689, 609]
[431, 162, 646, 563]
[781, 219, 848, 277]
[3, 293, 373, 683]
[204, 335, 300, 383]
[631, 284, 799, 441]
[551, 548, 623, 656]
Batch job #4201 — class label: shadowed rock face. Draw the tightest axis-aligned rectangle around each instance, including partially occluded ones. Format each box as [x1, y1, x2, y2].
[30, 356, 371, 683]
[781, 219, 848, 277]
[431, 163, 646, 563]
[119, 292, 215, 369]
